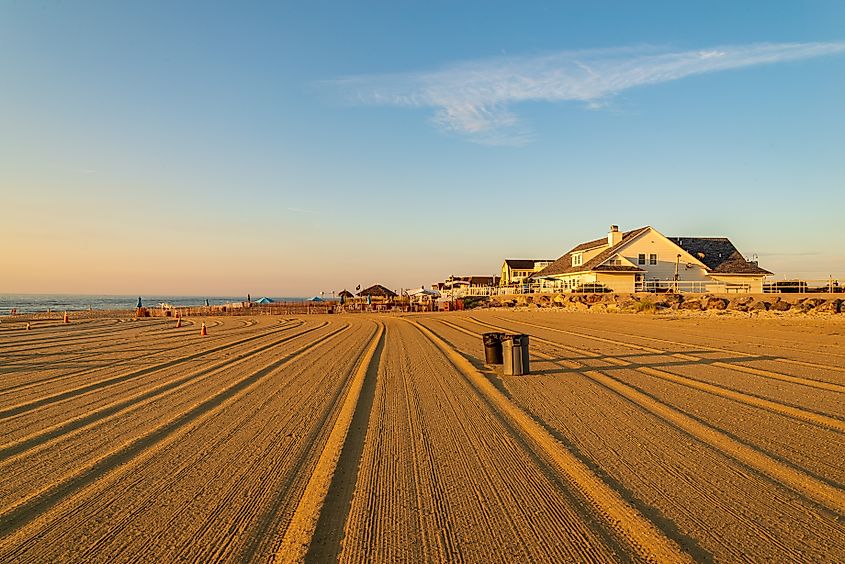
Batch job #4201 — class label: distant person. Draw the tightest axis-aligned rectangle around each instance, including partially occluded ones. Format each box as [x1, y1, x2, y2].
[137, 297, 142, 308]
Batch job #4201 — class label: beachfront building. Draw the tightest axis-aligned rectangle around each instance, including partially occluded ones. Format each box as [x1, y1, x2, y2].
[357, 284, 398, 300]
[434, 276, 501, 295]
[532, 225, 771, 293]
[500, 259, 555, 286]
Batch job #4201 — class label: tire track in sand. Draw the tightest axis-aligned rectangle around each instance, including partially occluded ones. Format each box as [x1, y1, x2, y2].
[0, 320, 307, 420]
[0, 322, 328, 464]
[430, 318, 814, 561]
[466, 318, 845, 515]
[0, 318, 295, 395]
[407, 318, 692, 563]
[272, 321, 384, 564]
[64, 323, 376, 563]
[0, 323, 350, 539]
[496, 314, 845, 383]
[481, 316, 845, 433]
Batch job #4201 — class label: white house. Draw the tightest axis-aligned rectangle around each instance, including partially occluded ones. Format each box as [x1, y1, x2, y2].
[500, 259, 555, 286]
[532, 225, 771, 293]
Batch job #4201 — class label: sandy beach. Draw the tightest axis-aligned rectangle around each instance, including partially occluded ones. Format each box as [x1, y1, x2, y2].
[0, 310, 843, 562]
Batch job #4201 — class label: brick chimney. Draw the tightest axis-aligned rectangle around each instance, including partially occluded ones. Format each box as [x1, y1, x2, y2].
[608, 225, 622, 246]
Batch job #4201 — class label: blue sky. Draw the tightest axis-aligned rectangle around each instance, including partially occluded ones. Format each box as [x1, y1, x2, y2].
[2, 1, 844, 295]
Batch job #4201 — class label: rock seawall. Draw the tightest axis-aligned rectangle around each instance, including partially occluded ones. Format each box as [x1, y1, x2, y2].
[485, 293, 843, 315]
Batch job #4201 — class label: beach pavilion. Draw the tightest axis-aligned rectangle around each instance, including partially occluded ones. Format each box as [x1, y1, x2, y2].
[357, 284, 398, 299]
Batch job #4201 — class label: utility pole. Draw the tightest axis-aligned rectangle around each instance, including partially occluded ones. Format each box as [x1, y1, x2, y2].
[674, 254, 681, 293]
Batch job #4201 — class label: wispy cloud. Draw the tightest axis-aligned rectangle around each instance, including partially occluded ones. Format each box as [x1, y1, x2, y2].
[329, 42, 845, 145]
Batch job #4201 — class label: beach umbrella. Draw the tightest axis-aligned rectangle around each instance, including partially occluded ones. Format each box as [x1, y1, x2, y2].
[255, 297, 273, 304]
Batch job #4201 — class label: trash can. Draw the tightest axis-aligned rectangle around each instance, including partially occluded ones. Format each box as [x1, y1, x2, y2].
[518, 334, 530, 374]
[482, 332, 503, 364]
[502, 334, 530, 375]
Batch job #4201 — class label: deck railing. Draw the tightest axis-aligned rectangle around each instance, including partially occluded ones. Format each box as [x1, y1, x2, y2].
[441, 278, 843, 297]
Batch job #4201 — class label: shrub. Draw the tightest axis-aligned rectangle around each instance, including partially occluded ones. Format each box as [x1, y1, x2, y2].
[633, 298, 657, 313]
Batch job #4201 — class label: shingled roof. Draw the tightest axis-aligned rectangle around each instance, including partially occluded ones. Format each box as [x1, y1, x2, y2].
[504, 259, 553, 269]
[357, 284, 398, 298]
[668, 238, 772, 275]
[534, 227, 771, 279]
[533, 227, 650, 277]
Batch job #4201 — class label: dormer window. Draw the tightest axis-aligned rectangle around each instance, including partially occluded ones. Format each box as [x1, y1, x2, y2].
[572, 253, 583, 267]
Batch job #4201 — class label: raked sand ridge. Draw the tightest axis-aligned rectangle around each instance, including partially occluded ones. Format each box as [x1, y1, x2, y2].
[0, 311, 843, 562]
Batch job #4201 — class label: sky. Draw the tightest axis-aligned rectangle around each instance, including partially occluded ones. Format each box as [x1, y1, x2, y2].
[2, 1, 844, 296]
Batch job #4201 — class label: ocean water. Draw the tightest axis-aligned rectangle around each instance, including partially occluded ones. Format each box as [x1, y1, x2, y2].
[0, 294, 307, 314]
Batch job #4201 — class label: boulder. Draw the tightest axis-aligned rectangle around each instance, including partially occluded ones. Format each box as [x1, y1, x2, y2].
[770, 300, 792, 312]
[705, 297, 728, 310]
[750, 300, 770, 311]
[728, 296, 755, 312]
[652, 299, 672, 310]
[801, 298, 826, 310]
[679, 299, 703, 311]
[813, 299, 842, 314]
[553, 294, 566, 305]
[617, 298, 638, 311]
[586, 293, 604, 304]
[662, 294, 684, 306]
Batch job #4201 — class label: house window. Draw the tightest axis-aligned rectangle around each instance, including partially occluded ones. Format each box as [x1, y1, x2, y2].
[572, 253, 583, 267]
[638, 254, 646, 265]
[607, 258, 622, 266]
[649, 253, 657, 265]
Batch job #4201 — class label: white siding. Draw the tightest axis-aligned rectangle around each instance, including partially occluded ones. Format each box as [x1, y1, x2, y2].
[616, 231, 710, 282]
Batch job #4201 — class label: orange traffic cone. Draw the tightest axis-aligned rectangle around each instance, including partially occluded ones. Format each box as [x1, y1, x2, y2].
[200, 322, 207, 336]
[176, 317, 182, 328]
[63, 311, 69, 323]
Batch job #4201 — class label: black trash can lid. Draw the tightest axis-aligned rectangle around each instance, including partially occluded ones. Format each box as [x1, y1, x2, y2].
[482, 332, 502, 345]
[507, 333, 528, 344]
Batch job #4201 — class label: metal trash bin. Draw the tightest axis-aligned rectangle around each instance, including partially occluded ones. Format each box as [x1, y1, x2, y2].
[502, 334, 530, 375]
[518, 334, 530, 374]
[482, 332, 504, 364]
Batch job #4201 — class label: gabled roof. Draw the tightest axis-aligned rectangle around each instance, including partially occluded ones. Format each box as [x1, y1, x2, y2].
[534, 227, 651, 277]
[338, 289, 355, 298]
[357, 284, 397, 298]
[463, 275, 500, 286]
[668, 238, 772, 275]
[504, 259, 554, 269]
